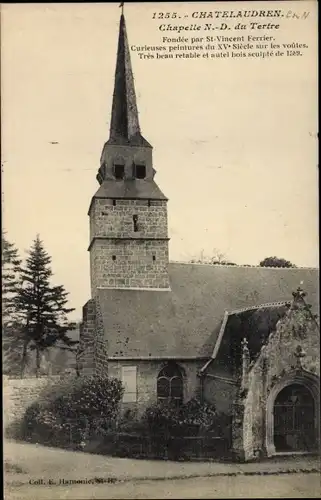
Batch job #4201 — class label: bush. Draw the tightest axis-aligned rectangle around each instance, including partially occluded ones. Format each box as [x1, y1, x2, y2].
[22, 375, 124, 446]
[4, 461, 26, 474]
[117, 418, 150, 436]
[141, 399, 233, 461]
[143, 398, 217, 438]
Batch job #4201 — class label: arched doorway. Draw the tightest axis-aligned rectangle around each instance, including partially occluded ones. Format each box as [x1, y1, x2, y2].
[273, 383, 316, 452]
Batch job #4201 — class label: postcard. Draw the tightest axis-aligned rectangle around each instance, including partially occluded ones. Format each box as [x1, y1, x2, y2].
[2, 2, 319, 499]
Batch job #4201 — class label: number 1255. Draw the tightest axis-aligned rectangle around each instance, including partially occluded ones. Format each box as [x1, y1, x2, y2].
[152, 12, 179, 19]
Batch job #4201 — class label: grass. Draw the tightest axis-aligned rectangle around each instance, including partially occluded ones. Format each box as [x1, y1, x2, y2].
[4, 461, 26, 474]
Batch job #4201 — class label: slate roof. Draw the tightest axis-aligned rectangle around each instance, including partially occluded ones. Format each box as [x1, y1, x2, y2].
[213, 304, 291, 372]
[92, 179, 167, 202]
[97, 263, 319, 359]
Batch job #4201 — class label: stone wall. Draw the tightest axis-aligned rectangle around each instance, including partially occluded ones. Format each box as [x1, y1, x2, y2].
[203, 375, 238, 415]
[3, 376, 60, 428]
[108, 359, 204, 417]
[94, 297, 109, 377]
[89, 198, 169, 294]
[242, 358, 266, 460]
[90, 199, 168, 240]
[77, 299, 96, 375]
[78, 296, 109, 378]
[234, 293, 320, 461]
[203, 359, 238, 415]
[90, 239, 169, 293]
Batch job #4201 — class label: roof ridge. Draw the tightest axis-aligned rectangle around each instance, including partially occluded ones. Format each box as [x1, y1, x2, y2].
[169, 261, 319, 270]
[227, 301, 290, 316]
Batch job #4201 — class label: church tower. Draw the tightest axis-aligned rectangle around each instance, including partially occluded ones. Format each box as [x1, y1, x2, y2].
[88, 11, 169, 295]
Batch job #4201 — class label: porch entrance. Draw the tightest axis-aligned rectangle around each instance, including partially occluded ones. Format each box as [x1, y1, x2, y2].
[273, 383, 316, 452]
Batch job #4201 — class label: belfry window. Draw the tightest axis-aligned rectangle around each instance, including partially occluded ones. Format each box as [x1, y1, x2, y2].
[114, 164, 125, 180]
[134, 163, 146, 179]
[157, 363, 183, 406]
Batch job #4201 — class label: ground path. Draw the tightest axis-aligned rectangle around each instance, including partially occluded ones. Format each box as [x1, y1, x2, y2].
[5, 474, 321, 499]
[4, 440, 321, 499]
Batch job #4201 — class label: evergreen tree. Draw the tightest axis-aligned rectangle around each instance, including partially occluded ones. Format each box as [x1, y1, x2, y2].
[2, 232, 25, 376]
[2, 231, 21, 325]
[15, 235, 78, 377]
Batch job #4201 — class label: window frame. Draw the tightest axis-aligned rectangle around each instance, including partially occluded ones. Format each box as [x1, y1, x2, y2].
[157, 363, 184, 406]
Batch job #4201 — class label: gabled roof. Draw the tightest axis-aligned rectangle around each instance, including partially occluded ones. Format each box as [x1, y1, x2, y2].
[97, 263, 319, 359]
[209, 303, 291, 373]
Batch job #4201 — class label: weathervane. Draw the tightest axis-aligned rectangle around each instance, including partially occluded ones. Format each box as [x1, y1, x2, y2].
[119, 2, 124, 15]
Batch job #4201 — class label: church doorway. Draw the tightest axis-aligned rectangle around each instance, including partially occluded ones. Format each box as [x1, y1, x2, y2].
[273, 383, 316, 452]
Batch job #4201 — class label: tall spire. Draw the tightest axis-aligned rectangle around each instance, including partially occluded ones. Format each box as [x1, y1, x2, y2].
[108, 10, 150, 147]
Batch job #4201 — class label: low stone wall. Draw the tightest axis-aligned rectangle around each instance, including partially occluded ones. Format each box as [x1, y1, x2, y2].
[3, 375, 61, 428]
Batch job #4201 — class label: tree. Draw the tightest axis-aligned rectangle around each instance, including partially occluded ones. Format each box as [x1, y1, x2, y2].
[2, 231, 21, 325]
[259, 256, 296, 268]
[2, 232, 25, 376]
[189, 248, 237, 266]
[14, 235, 78, 377]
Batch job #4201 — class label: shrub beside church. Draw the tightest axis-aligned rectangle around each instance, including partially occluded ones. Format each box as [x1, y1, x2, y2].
[21, 375, 123, 448]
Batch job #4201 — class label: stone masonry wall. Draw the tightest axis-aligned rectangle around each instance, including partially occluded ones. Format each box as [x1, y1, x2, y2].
[108, 360, 203, 418]
[203, 360, 238, 415]
[90, 199, 168, 240]
[93, 297, 109, 377]
[242, 357, 266, 461]
[78, 300, 96, 375]
[3, 376, 60, 428]
[239, 297, 320, 461]
[204, 376, 238, 415]
[90, 239, 169, 293]
[89, 198, 169, 293]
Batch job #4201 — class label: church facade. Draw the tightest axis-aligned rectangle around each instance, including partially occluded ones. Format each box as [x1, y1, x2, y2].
[78, 12, 320, 460]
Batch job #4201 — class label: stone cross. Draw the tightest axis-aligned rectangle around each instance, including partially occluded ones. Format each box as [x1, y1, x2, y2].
[292, 286, 306, 301]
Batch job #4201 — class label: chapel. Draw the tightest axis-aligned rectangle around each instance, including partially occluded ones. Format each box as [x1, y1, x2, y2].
[78, 10, 320, 460]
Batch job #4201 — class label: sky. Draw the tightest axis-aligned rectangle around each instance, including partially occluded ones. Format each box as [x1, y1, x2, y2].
[1, 2, 318, 320]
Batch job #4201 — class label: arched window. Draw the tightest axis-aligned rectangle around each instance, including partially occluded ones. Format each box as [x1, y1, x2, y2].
[157, 363, 183, 406]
